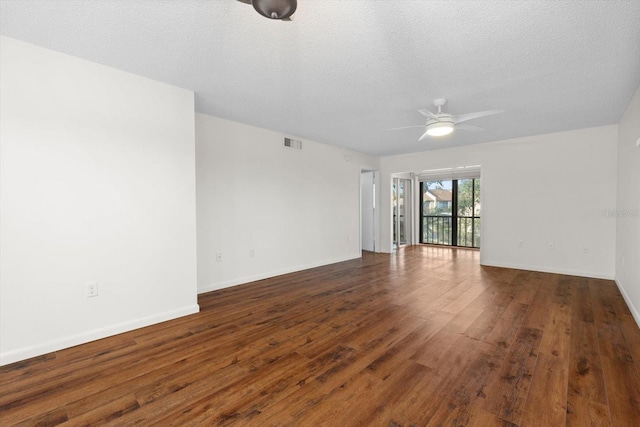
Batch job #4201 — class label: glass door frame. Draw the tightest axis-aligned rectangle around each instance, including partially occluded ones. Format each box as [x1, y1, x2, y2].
[393, 177, 412, 249]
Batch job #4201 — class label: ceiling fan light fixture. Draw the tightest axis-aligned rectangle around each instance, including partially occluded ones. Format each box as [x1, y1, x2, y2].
[426, 121, 454, 137]
[252, 0, 297, 20]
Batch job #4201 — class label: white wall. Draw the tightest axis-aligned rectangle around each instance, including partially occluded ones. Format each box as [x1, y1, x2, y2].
[380, 125, 618, 279]
[616, 83, 640, 324]
[195, 114, 380, 293]
[0, 37, 198, 366]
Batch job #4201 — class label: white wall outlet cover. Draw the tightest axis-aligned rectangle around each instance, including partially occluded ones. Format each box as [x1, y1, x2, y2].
[86, 282, 98, 298]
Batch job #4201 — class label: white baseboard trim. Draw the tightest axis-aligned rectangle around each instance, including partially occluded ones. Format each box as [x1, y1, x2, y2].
[479, 260, 615, 280]
[615, 278, 640, 328]
[0, 304, 200, 367]
[198, 254, 362, 294]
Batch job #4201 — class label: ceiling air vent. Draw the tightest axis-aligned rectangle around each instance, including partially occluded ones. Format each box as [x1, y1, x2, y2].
[284, 137, 302, 150]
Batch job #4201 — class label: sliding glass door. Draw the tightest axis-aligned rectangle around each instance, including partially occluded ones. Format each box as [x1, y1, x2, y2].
[393, 178, 411, 248]
[421, 180, 452, 245]
[455, 178, 481, 248]
[420, 178, 480, 248]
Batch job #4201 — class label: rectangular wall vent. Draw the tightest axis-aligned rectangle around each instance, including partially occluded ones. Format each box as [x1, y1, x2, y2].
[284, 138, 302, 150]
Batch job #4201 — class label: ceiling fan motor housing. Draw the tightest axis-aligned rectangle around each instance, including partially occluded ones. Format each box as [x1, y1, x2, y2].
[252, 0, 297, 19]
[426, 114, 454, 127]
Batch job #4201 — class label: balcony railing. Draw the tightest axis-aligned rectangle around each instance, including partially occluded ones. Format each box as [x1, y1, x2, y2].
[422, 215, 480, 248]
[457, 216, 481, 248]
[422, 216, 452, 246]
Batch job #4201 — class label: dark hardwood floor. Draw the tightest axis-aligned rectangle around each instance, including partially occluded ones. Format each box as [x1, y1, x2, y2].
[2, 246, 640, 426]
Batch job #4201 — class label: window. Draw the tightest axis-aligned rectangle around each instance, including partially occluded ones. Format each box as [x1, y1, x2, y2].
[420, 178, 481, 248]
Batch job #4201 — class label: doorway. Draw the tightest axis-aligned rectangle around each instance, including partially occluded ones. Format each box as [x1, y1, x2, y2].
[393, 177, 412, 249]
[361, 171, 375, 252]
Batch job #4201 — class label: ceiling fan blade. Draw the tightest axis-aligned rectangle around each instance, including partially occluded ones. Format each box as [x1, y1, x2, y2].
[453, 109, 504, 124]
[456, 123, 485, 131]
[384, 125, 425, 131]
[418, 130, 431, 141]
[236, 0, 252, 4]
[418, 109, 439, 120]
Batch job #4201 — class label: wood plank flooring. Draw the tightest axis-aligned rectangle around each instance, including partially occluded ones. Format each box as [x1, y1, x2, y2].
[1, 246, 640, 426]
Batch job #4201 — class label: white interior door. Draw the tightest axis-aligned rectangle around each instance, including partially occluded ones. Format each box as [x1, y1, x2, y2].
[361, 171, 375, 252]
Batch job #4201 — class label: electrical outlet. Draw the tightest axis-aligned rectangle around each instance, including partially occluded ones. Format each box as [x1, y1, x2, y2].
[518, 240, 524, 248]
[216, 252, 222, 262]
[86, 282, 98, 298]
[548, 242, 555, 251]
[582, 246, 589, 254]
[348, 234, 352, 241]
[250, 249, 255, 257]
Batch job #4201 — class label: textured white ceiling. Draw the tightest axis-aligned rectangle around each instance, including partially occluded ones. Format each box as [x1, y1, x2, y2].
[1, 0, 639, 156]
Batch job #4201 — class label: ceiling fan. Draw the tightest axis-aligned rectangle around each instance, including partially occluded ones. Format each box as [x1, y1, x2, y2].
[237, 0, 297, 20]
[388, 98, 504, 141]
